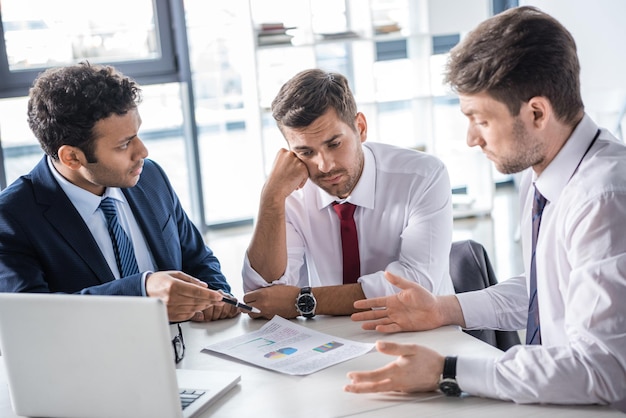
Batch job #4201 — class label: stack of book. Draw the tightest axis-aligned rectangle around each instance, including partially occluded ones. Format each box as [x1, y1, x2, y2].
[318, 31, 359, 41]
[257, 22, 295, 46]
[374, 20, 402, 35]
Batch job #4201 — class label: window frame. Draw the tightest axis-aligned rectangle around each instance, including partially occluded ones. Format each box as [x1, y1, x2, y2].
[0, 0, 211, 232]
[0, 0, 179, 98]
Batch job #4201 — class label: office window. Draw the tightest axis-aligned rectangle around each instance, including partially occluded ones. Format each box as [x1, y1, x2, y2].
[0, 0, 199, 218]
[2, 1, 158, 71]
[0, 0, 177, 96]
[0, 0, 521, 228]
[185, 0, 264, 225]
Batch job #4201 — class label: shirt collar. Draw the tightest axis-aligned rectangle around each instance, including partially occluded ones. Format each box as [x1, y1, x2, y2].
[46, 156, 127, 221]
[534, 113, 599, 204]
[317, 144, 376, 210]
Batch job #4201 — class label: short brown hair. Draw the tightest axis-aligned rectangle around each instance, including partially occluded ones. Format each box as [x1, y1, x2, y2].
[271, 69, 358, 132]
[444, 6, 583, 125]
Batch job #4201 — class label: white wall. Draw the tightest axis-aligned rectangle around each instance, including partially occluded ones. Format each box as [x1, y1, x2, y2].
[520, 0, 626, 132]
[428, 0, 491, 35]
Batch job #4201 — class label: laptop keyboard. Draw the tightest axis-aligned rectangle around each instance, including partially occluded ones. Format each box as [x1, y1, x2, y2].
[179, 389, 206, 410]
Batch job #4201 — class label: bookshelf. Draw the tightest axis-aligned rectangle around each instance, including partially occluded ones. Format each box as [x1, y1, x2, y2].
[249, 0, 495, 218]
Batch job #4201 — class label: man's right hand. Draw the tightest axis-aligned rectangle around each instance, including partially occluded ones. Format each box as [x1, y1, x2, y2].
[263, 148, 309, 200]
[246, 149, 308, 282]
[145, 271, 224, 322]
[350, 271, 465, 333]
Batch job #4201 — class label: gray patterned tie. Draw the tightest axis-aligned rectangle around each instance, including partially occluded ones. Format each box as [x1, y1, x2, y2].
[99, 197, 140, 277]
[526, 186, 547, 345]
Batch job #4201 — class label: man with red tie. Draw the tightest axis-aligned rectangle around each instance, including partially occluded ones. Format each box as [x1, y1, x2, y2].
[243, 69, 455, 319]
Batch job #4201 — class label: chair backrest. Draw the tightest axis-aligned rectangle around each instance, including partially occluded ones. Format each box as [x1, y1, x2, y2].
[449, 239, 521, 351]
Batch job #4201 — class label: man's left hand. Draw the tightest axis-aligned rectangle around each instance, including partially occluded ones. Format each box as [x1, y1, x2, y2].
[191, 302, 240, 321]
[344, 341, 444, 394]
[243, 285, 301, 319]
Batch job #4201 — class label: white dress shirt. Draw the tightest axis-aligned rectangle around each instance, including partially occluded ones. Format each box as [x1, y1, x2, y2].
[456, 114, 626, 405]
[243, 142, 455, 298]
[47, 158, 156, 292]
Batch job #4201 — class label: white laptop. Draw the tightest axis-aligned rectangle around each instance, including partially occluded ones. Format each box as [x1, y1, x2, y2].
[0, 293, 240, 418]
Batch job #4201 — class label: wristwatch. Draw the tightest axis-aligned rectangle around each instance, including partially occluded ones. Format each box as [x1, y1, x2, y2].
[438, 356, 462, 396]
[295, 287, 316, 318]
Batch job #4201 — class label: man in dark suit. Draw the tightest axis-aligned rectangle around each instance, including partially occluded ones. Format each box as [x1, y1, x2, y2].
[0, 62, 238, 323]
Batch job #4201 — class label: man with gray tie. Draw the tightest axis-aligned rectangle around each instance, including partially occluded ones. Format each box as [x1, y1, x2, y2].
[345, 6, 626, 407]
[0, 62, 239, 323]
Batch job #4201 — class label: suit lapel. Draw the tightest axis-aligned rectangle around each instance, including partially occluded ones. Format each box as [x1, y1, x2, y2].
[123, 182, 175, 269]
[31, 158, 114, 283]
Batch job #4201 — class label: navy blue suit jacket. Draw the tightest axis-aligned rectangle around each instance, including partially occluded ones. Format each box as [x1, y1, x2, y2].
[0, 156, 231, 296]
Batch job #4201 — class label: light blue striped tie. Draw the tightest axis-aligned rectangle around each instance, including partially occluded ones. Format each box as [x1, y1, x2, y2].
[99, 197, 140, 277]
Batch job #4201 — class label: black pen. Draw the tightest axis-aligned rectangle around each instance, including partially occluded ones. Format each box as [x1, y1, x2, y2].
[221, 297, 261, 313]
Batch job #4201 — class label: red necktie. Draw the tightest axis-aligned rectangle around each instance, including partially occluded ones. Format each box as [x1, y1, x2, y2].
[332, 202, 360, 284]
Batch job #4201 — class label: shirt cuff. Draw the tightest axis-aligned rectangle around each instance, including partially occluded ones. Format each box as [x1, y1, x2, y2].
[456, 290, 496, 330]
[359, 270, 398, 298]
[141, 271, 153, 297]
[456, 355, 498, 398]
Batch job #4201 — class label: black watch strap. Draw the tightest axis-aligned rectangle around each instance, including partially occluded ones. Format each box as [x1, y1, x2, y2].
[439, 356, 462, 397]
[442, 356, 457, 379]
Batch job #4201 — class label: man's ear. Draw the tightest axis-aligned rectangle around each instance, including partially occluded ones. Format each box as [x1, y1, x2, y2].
[57, 145, 85, 170]
[526, 96, 552, 130]
[355, 112, 367, 143]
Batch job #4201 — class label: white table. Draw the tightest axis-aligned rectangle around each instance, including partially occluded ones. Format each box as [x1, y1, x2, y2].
[0, 315, 622, 417]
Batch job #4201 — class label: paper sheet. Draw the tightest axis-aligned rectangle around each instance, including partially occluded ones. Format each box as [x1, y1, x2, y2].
[203, 316, 375, 375]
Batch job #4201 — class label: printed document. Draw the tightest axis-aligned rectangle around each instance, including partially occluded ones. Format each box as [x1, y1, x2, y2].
[203, 316, 375, 375]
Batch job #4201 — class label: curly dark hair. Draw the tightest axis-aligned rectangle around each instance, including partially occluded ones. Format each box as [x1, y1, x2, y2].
[271, 69, 358, 133]
[444, 6, 583, 126]
[27, 62, 142, 162]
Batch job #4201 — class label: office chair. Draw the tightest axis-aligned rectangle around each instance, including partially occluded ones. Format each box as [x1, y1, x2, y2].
[449, 239, 521, 351]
